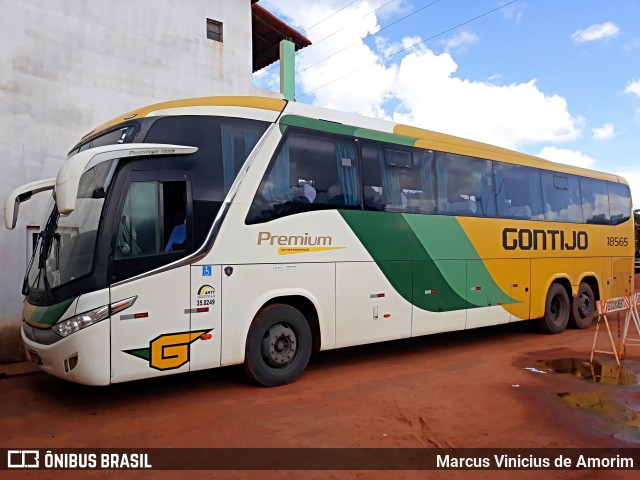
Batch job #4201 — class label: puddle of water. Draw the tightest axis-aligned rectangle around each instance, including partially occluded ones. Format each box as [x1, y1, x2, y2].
[536, 359, 640, 443]
[535, 358, 639, 386]
[555, 391, 640, 443]
[556, 391, 610, 410]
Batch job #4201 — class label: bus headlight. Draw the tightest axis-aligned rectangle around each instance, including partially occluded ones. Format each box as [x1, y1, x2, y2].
[52, 305, 109, 337]
[51, 296, 136, 338]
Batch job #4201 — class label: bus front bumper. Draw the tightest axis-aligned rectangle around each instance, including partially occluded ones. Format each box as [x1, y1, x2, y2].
[21, 319, 111, 386]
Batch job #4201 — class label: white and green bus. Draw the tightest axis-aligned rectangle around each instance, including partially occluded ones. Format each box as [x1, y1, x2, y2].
[5, 96, 633, 386]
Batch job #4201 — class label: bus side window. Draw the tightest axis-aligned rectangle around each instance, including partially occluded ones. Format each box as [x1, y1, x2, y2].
[580, 177, 610, 224]
[361, 144, 436, 214]
[493, 163, 543, 220]
[435, 152, 496, 217]
[608, 181, 631, 225]
[246, 130, 360, 224]
[541, 173, 582, 222]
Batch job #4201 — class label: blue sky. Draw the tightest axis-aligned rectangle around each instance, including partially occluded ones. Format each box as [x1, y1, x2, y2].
[255, 0, 640, 204]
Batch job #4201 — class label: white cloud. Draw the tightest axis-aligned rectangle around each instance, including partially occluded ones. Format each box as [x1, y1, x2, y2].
[441, 31, 479, 53]
[258, 1, 584, 149]
[625, 78, 640, 97]
[571, 22, 620, 43]
[537, 146, 597, 169]
[392, 49, 582, 149]
[592, 123, 615, 140]
[260, 0, 401, 117]
[623, 38, 640, 52]
[500, 3, 524, 24]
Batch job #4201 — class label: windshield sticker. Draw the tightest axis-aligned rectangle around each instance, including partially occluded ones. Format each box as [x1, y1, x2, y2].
[124, 329, 213, 371]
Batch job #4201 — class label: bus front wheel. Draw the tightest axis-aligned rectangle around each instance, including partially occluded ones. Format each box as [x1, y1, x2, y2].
[243, 304, 312, 387]
[538, 283, 570, 334]
[569, 282, 595, 329]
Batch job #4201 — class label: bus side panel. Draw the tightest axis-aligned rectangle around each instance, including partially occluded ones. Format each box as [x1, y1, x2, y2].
[189, 265, 222, 371]
[411, 260, 466, 336]
[110, 267, 191, 383]
[574, 257, 603, 297]
[530, 257, 575, 319]
[612, 257, 634, 297]
[507, 259, 531, 321]
[335, 261, 411, 348]
[601, 258, 612, 300]
[466, 260, 510, 328]
[220, 263, 335, 366]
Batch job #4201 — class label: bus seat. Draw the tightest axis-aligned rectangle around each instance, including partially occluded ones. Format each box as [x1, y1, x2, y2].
[506, 204, 532, 218]
[165, 223, 186, 252]
[449, 199, 477, 215]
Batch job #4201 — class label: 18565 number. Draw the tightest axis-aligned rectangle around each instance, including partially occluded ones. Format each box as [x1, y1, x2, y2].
[606, 236, 629, 247]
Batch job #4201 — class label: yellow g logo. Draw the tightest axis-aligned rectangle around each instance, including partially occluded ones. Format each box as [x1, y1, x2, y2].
[125, 329, 212, 370]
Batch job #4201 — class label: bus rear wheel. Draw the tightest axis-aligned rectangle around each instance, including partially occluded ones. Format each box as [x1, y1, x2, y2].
[243, 304, 312, 387]
[569, 282, 595, 329]
[538, 283, 570, 334]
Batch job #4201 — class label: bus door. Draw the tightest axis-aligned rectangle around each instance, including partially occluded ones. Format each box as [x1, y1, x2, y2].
[109, 170, 195, 383]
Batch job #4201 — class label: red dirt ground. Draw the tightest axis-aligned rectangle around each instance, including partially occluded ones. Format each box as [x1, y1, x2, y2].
[1, 278, 640, 480]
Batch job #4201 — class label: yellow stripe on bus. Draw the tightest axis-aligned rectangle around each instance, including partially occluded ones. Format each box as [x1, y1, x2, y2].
[86, 96, 287, 140]
[392, 124, 621, 182]
[278, 246, 346, 255]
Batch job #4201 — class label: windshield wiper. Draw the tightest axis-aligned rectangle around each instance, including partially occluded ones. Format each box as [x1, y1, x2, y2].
[23, 208, 58, 300]
[21, 233, 38, 295]
[39, 207, 59, 267]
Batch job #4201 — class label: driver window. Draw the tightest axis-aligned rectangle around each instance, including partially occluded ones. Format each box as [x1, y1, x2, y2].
[115, 181, 188, 259]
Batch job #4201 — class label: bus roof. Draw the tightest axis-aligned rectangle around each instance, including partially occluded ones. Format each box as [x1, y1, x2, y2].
[83, 96, 287, 141]
[85, 95, 625, 184]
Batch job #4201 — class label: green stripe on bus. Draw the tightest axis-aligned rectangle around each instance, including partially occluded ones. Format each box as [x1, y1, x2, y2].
[339, 211, 467, 311]
[339, 211, 515, 312]
[29, 298, 75, 326]
[124, 348, 151, 361]
[353, 128, 417, 146]
[402, 215, 514, 307]
[280, 115, 357, 137]
[279, 115, 419, 147]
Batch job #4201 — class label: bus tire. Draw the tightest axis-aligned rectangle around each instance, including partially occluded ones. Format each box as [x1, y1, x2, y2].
[569, 282, 595, 329]
[243, 304, 312, 387]
[538, 283, 570, 334]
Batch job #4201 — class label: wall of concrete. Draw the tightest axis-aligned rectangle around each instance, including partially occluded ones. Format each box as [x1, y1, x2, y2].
[0, 0, 278, 360]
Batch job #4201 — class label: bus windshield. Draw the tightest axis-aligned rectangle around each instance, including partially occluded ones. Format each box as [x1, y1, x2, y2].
[25, 160, 118, 297]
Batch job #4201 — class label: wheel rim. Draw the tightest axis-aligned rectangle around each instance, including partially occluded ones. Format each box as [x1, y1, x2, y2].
[577, 293, 593, 319]
[261, 322, 298, 368]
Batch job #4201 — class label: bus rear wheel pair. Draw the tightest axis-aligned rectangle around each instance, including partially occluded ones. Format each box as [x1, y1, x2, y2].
[538, 282, 595, 334]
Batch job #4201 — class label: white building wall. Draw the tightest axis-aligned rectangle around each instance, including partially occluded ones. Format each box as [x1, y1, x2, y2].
[0, 0, 278, 360]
